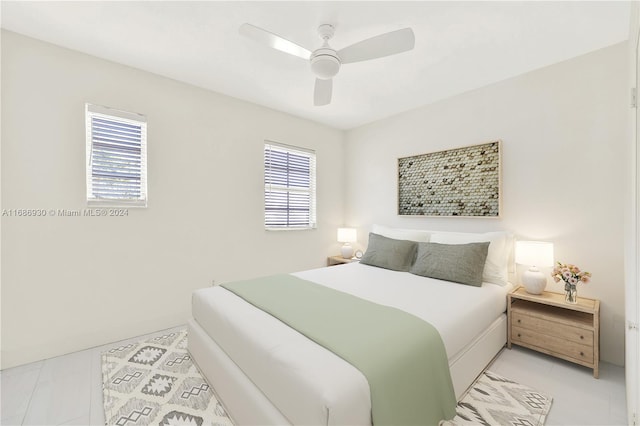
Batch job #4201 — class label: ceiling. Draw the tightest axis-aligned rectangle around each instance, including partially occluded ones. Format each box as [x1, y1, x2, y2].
[1, 1, 631, 130]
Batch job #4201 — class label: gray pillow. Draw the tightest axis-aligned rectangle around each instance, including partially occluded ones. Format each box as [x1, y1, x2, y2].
[360, 233, 417, 272]
[410, 242, 490, 287]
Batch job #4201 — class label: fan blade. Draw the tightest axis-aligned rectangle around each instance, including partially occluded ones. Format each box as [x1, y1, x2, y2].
[314, 78, 332, 106]
[338, 28, 415, 64]
[239, 23, 312, 60]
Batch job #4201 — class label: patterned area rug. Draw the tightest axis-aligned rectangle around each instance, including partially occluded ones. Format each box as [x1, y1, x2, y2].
[101, 329, 232, 426]
[452, 370, 552, 426]
[103, 329, 551, 426]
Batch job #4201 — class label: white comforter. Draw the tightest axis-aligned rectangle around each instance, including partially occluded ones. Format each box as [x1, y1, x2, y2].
[192, 263, 510, 425]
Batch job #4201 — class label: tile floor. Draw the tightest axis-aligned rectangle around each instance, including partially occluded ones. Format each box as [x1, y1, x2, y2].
[0, 325, 628, 425]
[490, 346, 628, 426]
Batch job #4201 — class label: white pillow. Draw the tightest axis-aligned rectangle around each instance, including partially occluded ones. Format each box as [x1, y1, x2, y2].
[429, 231, 513, 286]
[371, 224, 431, 243]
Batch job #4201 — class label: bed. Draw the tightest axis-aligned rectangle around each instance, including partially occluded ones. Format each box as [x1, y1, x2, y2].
[188, 227, 514, 425]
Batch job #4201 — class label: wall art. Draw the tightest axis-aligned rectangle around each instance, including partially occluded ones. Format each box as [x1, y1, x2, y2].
[398, 141, 501, 217]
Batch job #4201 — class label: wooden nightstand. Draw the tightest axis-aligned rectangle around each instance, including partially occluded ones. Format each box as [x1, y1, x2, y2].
[327, 256, 358, 266]
[507, 286, 600, 378]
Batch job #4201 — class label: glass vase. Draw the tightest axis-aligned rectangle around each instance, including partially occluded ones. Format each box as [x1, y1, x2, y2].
[565, 285, 577, 304]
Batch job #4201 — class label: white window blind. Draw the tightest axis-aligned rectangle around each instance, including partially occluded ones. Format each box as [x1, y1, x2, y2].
[264, 141, 316, 229]
[86, 104, 147, 207]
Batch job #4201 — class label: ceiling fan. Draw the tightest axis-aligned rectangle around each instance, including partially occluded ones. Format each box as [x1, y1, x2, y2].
[239, 23, 415, 106]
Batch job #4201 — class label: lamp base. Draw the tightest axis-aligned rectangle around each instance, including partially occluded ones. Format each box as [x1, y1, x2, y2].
[522, 267, 547, 295]
[341, 243, 354, 259]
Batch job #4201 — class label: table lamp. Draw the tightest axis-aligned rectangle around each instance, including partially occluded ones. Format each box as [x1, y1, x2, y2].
[515, 241, 554, 294]
[337, 228, 357, 259]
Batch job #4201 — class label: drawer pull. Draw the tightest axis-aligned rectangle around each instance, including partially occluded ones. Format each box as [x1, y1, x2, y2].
[517, 319, 521, 323]
[517, 333, 521, 338]
[580, 335, 584, 340]
[580, 351, 584, 356]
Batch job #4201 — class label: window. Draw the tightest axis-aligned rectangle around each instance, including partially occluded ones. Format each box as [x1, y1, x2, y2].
[264, 141, 316, 229]
[86, 104, 147, 207]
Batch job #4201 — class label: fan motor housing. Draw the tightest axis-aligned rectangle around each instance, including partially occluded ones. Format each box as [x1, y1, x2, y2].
[310, 48, 341, 79]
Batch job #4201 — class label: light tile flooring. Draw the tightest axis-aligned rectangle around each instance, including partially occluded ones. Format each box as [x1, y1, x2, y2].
[490, 346, 628, 426]
[0, 325, 628, 426]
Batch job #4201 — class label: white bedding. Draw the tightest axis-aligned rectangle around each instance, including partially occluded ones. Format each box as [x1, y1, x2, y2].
[191, 263, 511, 425]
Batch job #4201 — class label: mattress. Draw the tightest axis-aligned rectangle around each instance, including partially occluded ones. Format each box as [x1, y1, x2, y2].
[191, 263, 511, 425]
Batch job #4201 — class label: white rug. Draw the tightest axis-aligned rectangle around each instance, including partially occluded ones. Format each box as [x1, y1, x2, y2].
[102, 329, 552, 426]
[453, 370, 552, 426]
[101, 329, 232, 426]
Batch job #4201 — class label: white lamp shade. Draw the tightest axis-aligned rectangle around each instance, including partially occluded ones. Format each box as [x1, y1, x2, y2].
[516, 240, 554, 295]
[337, 228, 357, 243]
[515, 241, 554, 267]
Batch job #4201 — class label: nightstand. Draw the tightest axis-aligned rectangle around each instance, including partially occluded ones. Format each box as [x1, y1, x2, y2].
[327, 256, 358, 266]
[507, 286, 600, 378]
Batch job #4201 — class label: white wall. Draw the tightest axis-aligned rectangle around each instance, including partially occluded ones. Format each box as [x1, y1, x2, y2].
[0, 31, 345, 369]
[345, 42, 629, 365]
[1, 29, 630, 368]
[625, 2, 639, 421]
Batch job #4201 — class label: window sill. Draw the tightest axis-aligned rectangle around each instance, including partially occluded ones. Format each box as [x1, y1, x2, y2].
[265, 226, 317, 231]
[87, 200, 147, 208]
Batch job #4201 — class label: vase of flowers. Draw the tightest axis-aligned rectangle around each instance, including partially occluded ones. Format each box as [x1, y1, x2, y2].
[551, 261, 591, 304]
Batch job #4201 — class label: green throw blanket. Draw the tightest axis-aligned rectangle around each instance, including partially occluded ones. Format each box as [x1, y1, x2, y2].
[222, 274, 456, 426]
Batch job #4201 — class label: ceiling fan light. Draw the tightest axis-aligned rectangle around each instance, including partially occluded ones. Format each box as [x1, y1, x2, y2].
[311, 55, 340, 79]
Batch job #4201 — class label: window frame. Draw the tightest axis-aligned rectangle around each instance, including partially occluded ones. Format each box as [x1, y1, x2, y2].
[85, 103, 148, 208]
[264, 140, 317, 230]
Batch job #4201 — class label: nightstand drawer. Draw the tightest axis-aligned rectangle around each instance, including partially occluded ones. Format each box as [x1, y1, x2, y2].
[512, 325, 594, 363]
[512, 311, 594, 346]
